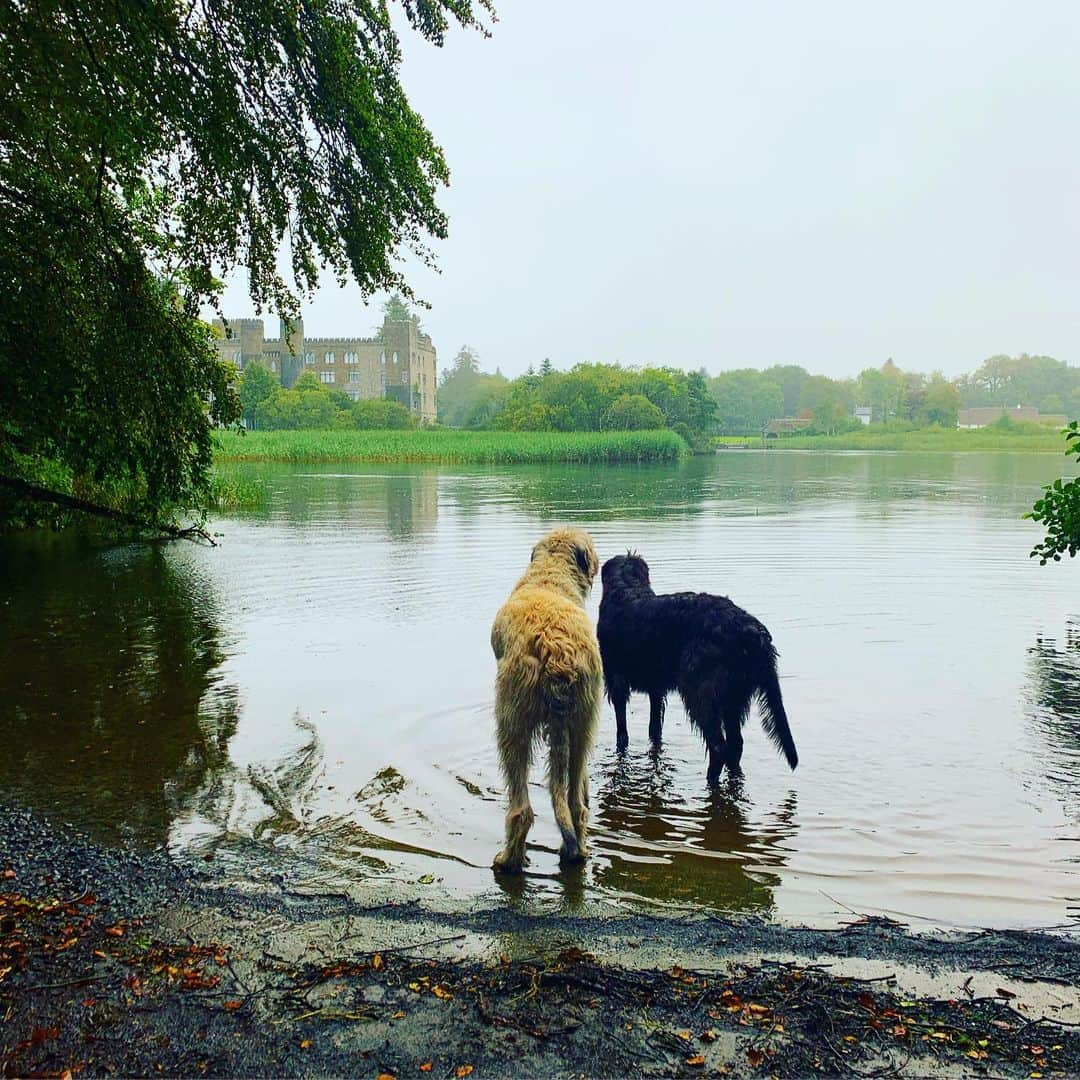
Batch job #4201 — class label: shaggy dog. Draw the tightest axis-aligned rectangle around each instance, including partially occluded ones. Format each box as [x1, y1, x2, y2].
[490, 527, 602, 873]
[598, 554, 798, 784]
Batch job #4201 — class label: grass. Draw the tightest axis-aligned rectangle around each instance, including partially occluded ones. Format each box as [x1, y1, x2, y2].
[213, 428, 688, 464]
[765, 425, 1070, 452]
[208, 468, 269, 511]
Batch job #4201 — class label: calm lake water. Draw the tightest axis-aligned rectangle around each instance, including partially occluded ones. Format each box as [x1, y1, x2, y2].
[2, 451, 1078, 928]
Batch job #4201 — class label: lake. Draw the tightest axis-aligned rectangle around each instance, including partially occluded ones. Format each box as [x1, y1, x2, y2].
[1, 450, 1077, 929]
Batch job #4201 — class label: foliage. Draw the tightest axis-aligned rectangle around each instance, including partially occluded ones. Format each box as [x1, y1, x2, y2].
[437, 346, 508, 427]
[957, 354, 1080, 415]
[238, 362, 277, 429]
[1028, 422, 1080, 564]
[0, 0, 490, 528]
[603, 394, 666, 430]
[708, 370, 784, 435]
[214, 429, 687, 464]
[253, 372, 415, 431]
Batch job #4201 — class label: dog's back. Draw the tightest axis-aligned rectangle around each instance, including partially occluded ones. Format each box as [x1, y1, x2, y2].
[492, 585, 602, 728]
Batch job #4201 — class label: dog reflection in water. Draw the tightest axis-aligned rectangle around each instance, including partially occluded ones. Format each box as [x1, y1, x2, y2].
[490, 528, 602, 873]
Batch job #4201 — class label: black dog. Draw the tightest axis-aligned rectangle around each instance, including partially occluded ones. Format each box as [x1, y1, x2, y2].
[597, 554, 798, 783]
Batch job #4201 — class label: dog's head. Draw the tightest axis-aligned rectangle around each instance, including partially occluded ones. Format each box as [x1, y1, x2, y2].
[601, 552, 651, 593]
[530, 527, 599, 594]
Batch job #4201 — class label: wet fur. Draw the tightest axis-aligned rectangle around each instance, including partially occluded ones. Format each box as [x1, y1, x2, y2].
[597, 554, 798, 784]
[490, 527, 602, 873]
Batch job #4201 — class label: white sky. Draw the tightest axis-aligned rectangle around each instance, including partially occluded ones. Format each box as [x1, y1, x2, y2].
[217, 1, 1080, 380]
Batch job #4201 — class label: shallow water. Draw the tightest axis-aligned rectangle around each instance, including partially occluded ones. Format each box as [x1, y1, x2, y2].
[2, 451, 1078, 928]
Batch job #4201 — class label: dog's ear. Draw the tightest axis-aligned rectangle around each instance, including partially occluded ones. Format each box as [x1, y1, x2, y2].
[573, 542, 598, 582]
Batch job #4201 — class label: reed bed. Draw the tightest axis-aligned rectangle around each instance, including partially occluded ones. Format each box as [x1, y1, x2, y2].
[213, 429, 688, 464]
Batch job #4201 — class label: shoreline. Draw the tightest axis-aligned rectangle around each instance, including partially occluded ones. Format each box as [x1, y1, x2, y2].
[3, 803, 1078, 1077]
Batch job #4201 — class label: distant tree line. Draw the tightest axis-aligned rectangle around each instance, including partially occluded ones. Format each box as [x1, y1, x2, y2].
[437, 349, 717, 448]
[438, 352, 1080, 438]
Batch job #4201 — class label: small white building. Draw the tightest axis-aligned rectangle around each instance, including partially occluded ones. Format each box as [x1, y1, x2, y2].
[854, 406, 872, 425]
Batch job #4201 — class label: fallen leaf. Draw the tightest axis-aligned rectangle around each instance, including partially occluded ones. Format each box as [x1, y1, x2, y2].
[377, 1074, 396, 1080]
[967, 1049, 988, 1060]
[499, 954, 509, 966]
[686, 1055, 705, 1067]
[857, 992, 875, 1011]
[746, 1047, 764, 1068]
[676, 1030, 692, 1041]
[104, 924, 125, 937]
[222, 1000, 243, 1010]
[700, 1029, 718, 1042]
[432, 985, 453, 1000]
[408, 982, 422, 992]
[391, 1010, 406, 1019]
[1, 869, 14, 879]
[417, 874, 435, 884]
[1030, 1046, 1046, 1056]
[372, 953, 384, 971]
[891, 1025, 907, 1038]
[996, 987, 1017, 1000]
[843, 1035, 858, 1044]
[299, 1039, 312, 1050]
[455, 1066, 473, 1079]
[419, 1064, 433, 1073]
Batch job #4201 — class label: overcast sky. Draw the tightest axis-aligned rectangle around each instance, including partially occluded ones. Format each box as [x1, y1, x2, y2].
[218, 1, 1080, 380]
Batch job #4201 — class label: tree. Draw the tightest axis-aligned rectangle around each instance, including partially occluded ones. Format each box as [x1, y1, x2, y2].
[383, 294, 412, 323]
[1028, 422, 1080, 563]
[0, 0, 491, 528]
[238, 362, 277, 429]
[539, 357, 554, 377]
[603, 394, 665, 430]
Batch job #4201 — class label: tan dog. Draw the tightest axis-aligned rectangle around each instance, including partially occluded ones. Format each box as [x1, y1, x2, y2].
[490, 527, 602, 873]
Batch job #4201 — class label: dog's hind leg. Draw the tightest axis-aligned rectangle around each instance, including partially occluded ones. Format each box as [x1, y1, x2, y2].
[493, 700, 535, 874]
[723, 696, 749, 775]
[547, 723, 583, 864]
[648, 691, 666, 745]
[567, 719, 592, 857]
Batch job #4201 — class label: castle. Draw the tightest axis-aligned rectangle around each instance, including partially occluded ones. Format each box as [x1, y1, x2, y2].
[212, 311, 437, 424]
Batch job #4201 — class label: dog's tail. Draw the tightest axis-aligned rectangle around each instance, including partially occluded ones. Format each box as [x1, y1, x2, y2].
[757, 658, 798, 770]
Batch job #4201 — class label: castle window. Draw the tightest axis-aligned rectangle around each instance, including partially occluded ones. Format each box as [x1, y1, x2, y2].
[392, 351, 398, 364]
[380, 351, 386, 364]
[348, 371, 359, 383]
[401, 370, 408, 384]
[325, 351, 335, 364]
[319, 371, 335, 384]
[269, 360, 277, 373]
[344, 351, 358, 364]
[347, 390, 361, 401]
[304, 352, 315, 365]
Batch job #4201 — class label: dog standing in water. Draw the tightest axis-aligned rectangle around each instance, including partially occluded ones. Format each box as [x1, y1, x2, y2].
[490, 527, 602, 873]
[598, 553, 798, 784]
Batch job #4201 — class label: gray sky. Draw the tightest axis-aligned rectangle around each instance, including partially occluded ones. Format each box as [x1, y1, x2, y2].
[218, 1, 1080, 380]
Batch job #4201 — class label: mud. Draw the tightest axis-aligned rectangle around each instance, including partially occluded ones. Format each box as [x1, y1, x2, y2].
[2, 803, 1079, 1078]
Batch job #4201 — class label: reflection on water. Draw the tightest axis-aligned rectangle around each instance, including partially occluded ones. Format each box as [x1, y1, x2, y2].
[0, 536, 237, 844]
[590, 749, 797, 913]
[1026, 623, 1080, 819]
[1, 451, 1078, 927]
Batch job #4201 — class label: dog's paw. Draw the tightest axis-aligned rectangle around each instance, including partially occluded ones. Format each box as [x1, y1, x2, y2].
[558, 840, 584, 866]
[492, 850, 524, 874]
